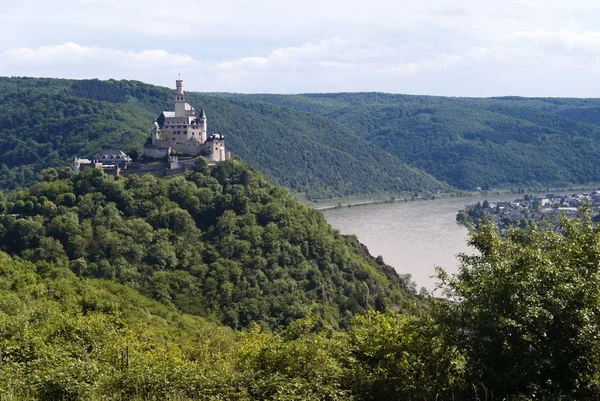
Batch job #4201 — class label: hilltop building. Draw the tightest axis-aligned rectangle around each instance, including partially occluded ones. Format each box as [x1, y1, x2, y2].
[92, 149, 132, 167]
[144, 80, 230, 162]
[70, 149, 131, 175]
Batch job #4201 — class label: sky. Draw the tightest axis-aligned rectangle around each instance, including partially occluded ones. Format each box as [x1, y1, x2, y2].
[1, 0, 600, 96]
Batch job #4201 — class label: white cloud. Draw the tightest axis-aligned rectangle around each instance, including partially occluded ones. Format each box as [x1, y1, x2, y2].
[513, 29, 600, 52]
[2, 1, 600, 95]
[216, 57, 269, 72]
[391, 54, 462, 74]
[214, 37, 396, 76]
[317, 61, 355, 69]
[0, 43, 208, 89]
[0, 43, 203, 69]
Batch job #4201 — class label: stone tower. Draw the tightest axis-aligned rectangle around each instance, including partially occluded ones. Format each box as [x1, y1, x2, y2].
[174, 79, 186, 117]
[199, 108, 207, 142]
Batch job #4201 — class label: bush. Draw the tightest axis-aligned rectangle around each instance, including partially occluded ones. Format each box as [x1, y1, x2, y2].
[437, 208, 600, 398]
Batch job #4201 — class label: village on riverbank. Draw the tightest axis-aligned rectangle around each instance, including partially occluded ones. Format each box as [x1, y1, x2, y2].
[457, 191, 600, 234]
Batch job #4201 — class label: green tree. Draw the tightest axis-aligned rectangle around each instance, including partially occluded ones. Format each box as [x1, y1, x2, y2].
[0, 191, 5, 214]
[346, 311, 463, 400]
[437, 209, 600, 398]
[194, 156, 210, 175]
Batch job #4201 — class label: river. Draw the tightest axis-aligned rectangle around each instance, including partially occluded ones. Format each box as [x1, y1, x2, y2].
[322, 195, 518, 292]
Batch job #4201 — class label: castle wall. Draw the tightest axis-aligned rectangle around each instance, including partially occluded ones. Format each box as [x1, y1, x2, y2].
[121, 162, 168, 178]
[166, 167, 187, 176]
[144, 146, 170, 159]
[172, 141, 204, 156]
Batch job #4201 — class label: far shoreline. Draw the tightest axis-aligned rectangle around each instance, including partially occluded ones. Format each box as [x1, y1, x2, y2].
[309, 183, 600, 212]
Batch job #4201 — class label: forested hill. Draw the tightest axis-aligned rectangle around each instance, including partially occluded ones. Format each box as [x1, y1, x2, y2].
[0, 159, 412, 330]
[0, 77, 447, 199]
[217, 93, 600, 190]
[5, 166, 600, 399]
[5, 76, 600, 196]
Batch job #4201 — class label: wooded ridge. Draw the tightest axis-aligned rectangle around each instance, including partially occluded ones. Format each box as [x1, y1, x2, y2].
[6, 77, 600, 199]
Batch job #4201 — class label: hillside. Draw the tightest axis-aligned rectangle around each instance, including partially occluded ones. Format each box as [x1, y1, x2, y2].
[5, 76, 600, 195]
[0, 159, 412, 330]
[0, 248, 457, 401]
[0, 77, 447, 199]
[4, 138, 600, 400]
[5, 193, 600, 400]
[220, 93, 600, 190]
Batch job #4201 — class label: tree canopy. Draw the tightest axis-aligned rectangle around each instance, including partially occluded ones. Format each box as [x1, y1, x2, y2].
[437, 209, 600, 398]
[0, 160, 411, 331]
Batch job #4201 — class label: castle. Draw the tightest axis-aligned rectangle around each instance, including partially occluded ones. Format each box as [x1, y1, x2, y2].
[72, 79, 230, 176]
[144, 79, 230, 162]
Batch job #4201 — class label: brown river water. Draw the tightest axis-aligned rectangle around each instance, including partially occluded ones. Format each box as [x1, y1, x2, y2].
[322, 195, 519, 292]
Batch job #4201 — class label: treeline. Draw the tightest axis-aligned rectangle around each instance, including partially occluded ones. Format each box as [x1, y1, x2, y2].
[5, 76, 600, 197]
[0, 160, 410, 330]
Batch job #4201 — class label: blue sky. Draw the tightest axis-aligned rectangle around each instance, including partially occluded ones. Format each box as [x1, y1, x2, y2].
[1, 0, 600, 96]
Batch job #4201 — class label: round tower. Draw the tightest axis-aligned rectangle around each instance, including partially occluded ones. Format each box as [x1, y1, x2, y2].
[176, 79, 184, 95]
[199, 108, 208, 142]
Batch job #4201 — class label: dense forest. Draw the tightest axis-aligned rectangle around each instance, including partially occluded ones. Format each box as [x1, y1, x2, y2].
[3, 162, 600, 399]
[221, 92, 600, 190]
[0, 159, 411, 330]
[6, 77, 600, 198]
[0, 77, 447, 199]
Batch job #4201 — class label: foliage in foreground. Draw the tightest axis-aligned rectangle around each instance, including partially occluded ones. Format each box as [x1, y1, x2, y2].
[4, 163, 600, 399]
[437, 209, 600, 399]
[7, 210, 600, 400]
[0, 251, 460, 400]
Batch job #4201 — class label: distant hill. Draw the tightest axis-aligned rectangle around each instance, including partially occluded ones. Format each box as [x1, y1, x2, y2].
[220, 93, 600, 190]
[4, 76, 600, 195]
[0, 77, 447, 199]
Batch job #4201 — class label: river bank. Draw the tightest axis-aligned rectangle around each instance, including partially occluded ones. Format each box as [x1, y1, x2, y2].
[310, 183, 600, 211]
